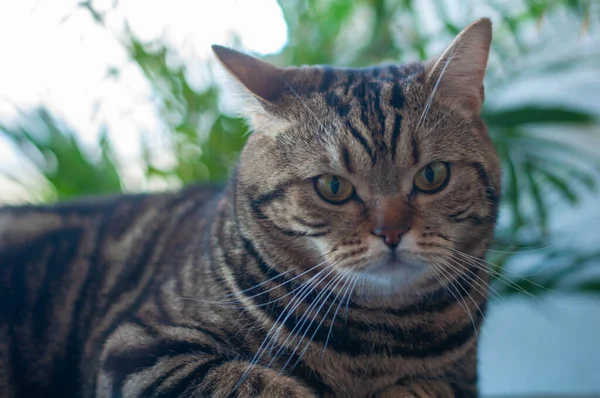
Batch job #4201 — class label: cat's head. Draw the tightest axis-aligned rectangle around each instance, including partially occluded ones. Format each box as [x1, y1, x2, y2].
[214, 18, 500, 297]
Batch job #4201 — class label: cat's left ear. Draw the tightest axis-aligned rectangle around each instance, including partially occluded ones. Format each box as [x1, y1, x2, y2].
[425, 18, 492, 115]
[212, 45, 293, 135]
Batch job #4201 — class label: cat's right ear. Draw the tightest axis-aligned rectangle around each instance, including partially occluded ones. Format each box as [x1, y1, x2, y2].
[212, 45, 290, 135]
[424, 18, 492, 115]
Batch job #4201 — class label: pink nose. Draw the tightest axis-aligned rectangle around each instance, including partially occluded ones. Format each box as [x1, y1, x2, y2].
[372, 226, 409, 249]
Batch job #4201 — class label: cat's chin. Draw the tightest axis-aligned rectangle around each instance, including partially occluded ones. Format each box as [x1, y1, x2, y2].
[349, 256, 427, 296]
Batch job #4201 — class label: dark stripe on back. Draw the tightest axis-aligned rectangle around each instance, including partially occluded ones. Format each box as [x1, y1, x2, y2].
[101, 222, 165, 313]
[4, 225, 86, 397]
[4, 233, 58, 397]
[53, 199, 122, 397]
[26, 228, 81, 340]
[93, 195, 204, 377]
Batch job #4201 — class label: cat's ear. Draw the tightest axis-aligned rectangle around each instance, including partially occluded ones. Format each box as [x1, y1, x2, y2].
[212, 45, 291, 135]
[425, 18, 492, 115]
[212, 45, 287, 102]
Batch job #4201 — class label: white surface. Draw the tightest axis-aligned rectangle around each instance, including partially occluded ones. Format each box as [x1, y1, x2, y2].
[480, 179, 600, 396]
[480, 295, 600, 396]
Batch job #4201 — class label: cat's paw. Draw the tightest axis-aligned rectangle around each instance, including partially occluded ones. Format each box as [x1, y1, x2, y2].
[200, 360, 317, 398]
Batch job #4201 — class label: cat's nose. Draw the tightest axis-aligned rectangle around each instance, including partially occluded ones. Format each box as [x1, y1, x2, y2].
[372, 226, 409, 249]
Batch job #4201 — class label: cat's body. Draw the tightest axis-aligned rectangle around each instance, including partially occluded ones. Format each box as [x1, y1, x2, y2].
[0, 19, 499, 398]
[0, 186, 221, 397]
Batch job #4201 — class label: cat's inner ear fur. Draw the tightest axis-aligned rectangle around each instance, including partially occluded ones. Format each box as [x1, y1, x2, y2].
[212, 45, 291, 136]
[425, 18, 492, 115]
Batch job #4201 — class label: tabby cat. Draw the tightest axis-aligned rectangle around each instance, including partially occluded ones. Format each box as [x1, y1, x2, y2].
[0, 18, 500, 398]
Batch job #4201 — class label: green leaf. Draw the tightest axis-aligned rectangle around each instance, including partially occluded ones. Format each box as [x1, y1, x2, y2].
[0, 109, 123, 200]
[569, 281, 600, 294]
[543, 249, 600, 287]
[524, 160, 548, 236]
[484, 106, 596, 128]
[502, 146, 524, 233]
[528, 162, 579, 205]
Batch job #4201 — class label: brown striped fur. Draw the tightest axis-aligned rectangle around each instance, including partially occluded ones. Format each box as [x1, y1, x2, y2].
[0, 19, 499, 397]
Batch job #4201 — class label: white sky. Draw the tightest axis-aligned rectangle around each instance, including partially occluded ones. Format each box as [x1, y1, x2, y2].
[0, 0, 287, 199]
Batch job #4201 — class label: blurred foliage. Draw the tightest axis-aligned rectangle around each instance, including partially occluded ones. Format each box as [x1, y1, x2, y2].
[0, 109, 122, 201]
[1, 0, 599, 298]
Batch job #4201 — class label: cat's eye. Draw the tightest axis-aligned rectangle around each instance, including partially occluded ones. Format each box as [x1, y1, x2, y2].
[414, 162, 450, 194]
[314, 175, 354, 203]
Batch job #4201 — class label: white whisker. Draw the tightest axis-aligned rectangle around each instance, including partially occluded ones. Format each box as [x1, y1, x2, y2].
[417, 49, 456, 129]
[282, 271, 350, 373]
[267, 269, 344, 363]
[445, 256, 504, 302]
[449, 248, 553, 299]
[180, 256, 331, 306]
[430, 256, 480, 340]
[323, 274, 359, 355]
[486, 245, 549, 254]
[232, 262, 338, 391]
[265, 266, 340, 358]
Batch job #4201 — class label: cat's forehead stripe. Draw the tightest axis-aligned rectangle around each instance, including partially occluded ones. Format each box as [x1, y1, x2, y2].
[317, 66, 337, 92]
[345, 120, 376, 164]
[313, 63, 424, 166]
[411, 135, 420, 165]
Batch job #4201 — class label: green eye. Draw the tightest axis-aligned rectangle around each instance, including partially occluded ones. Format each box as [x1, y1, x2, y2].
[314, 175, 354, 203]
[414, 162, 450, 193]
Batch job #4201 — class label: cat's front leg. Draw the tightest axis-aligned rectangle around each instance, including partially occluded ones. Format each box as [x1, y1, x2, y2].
[96, 322, 316, 398]
[375, 380, 476, 398]
[99, 357, 315, 397]
[99, 353, 316, 398]
[196, 360, 317, 398]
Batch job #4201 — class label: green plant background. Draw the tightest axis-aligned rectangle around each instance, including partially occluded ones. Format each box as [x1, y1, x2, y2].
[1, 0, 599, 298]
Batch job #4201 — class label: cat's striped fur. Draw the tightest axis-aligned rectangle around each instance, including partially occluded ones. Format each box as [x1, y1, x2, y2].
[0, 19, 500, 397]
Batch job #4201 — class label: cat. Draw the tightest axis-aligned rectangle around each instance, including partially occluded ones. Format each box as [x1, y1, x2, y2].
[0, 18, 500, 398]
